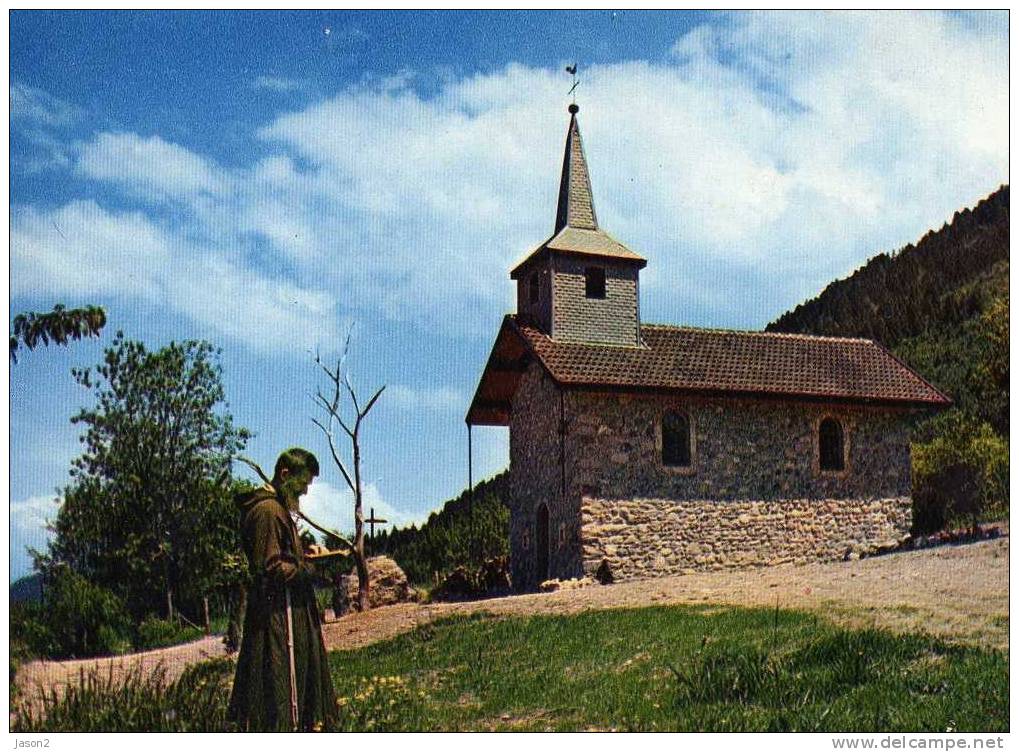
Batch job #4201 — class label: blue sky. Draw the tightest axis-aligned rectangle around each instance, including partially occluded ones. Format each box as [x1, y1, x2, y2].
[9, 10, 1009, 581]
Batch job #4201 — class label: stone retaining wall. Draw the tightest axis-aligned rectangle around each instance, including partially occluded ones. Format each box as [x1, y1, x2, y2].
[580, 496, 912, 580]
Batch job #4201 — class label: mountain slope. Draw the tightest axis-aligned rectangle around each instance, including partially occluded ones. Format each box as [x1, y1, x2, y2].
[768, 186, 1008, 435]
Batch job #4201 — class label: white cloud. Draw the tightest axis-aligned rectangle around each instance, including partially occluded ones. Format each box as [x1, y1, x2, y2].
[10, 200, 342, 352]
[12, 12, 1008, 347]
[11, 82, 79, 126]
[252, 12, 1007, 329]
[11, 83, 79, 172]
[10, 494, 61, 579]
[299, 479, 423, 539]
[77, 132, 227, 201]
[253, 75, 305, 93]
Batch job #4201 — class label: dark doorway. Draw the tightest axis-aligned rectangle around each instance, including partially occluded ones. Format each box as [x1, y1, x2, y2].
[535, 503, 550, 583]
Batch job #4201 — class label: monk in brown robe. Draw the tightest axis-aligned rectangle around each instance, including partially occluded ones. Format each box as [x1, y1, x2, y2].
[228, 448, 337, 731]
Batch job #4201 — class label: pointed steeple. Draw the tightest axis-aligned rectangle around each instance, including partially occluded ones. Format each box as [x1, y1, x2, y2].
[510, 103, 646, 281]
[554, 103, 598, 233]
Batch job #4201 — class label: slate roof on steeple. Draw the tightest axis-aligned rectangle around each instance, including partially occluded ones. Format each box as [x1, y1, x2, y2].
[555, 106, 598, 232]
[510, 106, 646, 278]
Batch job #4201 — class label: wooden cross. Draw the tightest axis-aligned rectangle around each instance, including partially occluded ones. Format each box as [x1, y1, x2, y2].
[366, 507, 388, 541]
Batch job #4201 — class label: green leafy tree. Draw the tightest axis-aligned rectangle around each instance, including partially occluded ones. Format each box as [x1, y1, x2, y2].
[911, 412, 1009, 533]
[10, 304, 106, 362]
[35, 333, 250, 622]
[12, 565, 133, 659]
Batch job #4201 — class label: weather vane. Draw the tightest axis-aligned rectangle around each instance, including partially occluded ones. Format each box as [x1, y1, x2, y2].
[565, 63, 579, 105]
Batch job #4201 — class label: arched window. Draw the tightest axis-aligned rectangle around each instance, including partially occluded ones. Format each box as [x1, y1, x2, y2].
[662, 411, 691, 467]
[819, 417, 845, 471]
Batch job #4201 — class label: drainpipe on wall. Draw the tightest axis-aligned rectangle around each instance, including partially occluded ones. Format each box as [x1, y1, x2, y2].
[467, 423, 474, 561]
[559, 388, 567, 497]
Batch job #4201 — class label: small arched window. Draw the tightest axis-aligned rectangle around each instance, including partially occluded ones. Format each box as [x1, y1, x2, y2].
[662, 411, 691, 467]
[819, 417, 845, 471]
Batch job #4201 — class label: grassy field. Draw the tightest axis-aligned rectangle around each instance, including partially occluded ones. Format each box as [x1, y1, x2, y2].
[13, 605, 1008, 732]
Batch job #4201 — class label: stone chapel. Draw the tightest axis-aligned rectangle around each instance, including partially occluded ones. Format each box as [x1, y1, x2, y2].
[466, 104, 950, 590]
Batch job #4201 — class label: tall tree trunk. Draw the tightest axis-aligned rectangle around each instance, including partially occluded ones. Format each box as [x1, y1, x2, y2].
[203, 596, 211, 635]
[165, 552, 175, 622]
[353, 435, 370, 611]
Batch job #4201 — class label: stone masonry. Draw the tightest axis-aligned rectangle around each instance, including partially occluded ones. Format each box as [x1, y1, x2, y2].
[580, 497, 911, 580]
[508, 361, 915, 589]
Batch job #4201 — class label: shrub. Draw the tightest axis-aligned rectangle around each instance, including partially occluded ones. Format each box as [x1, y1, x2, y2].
[431, 557, 511, 601]
[912, 414, 1009, 534]
[134, 617, 204, 652]
[31, 566, 133, 659]
[11, 601, 57, 659]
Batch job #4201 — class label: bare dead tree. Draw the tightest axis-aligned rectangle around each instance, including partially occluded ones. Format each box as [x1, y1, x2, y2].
[311, 341, 385, 612]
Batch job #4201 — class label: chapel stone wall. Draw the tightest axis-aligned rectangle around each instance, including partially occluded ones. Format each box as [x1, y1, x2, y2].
[508, 362, 584, 590]
[565, 392, 912, 502]
[566, 391, 914, 580]
[579, 496, 911, 580]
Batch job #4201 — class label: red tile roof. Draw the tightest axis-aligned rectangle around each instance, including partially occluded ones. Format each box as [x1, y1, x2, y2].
[466, 316, 950, 425]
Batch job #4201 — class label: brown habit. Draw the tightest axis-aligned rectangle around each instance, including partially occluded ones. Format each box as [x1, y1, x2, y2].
[227, 486, 337, 731]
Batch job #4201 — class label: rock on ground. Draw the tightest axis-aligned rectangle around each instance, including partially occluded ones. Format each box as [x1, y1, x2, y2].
[539, 577, 597, 592]
[332, 556, 419, 616]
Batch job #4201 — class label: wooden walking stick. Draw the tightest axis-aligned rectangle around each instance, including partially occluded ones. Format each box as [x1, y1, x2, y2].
[284, 584, 299, 731]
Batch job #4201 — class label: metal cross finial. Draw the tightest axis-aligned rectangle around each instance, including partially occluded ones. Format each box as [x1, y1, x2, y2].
[565, 63, 579, 104]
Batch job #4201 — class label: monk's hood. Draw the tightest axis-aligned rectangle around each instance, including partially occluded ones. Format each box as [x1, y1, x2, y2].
[235, 485, 278, 514]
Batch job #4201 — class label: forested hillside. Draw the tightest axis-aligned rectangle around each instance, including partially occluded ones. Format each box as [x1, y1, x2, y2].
[769, 186, 1009, 530]
[371, 471, 510, 584]
[768, 187, 1008, 347]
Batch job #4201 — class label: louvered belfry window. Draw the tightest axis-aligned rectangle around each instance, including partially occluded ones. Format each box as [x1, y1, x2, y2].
[819, 417, 845, 471]
[662, 411, 691, 467]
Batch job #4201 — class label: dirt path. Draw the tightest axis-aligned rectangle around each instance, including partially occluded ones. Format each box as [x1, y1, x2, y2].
[14, 535, 1008, 711]
[322, 535, 1009, 653]
[14, 636, 229, 712]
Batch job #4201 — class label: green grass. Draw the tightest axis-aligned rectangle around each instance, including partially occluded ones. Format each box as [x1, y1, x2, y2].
[12, 605, 1009, 732]
[13, 658, 236, 732]
[329, 607, 1008, 732]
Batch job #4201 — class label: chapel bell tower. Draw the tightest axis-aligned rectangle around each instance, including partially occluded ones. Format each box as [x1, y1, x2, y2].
[510, 104, 646, 348]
